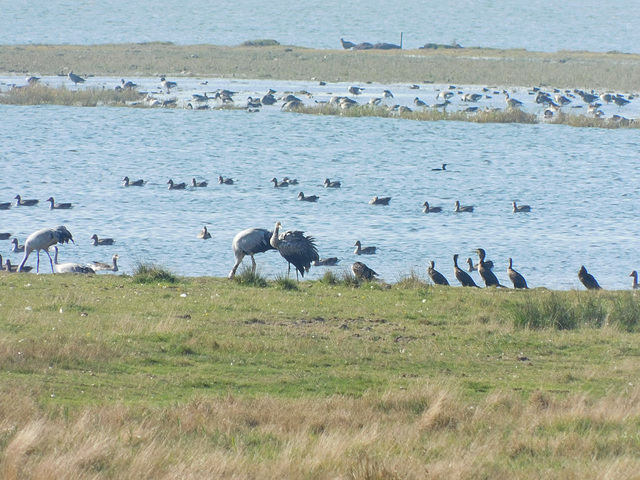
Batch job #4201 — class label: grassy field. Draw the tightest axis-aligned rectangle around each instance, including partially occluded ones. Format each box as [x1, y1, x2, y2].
[1, 269, 640, 479]
[1, 43, 640, 91]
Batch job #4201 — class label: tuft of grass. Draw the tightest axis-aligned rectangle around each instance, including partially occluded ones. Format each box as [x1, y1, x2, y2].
[132, 261, 178, 284]
[232, 268, 268, 287]
[609, 292, 640, 331]
[273, 275, 299, 291]
[319, 270, 341, 285]
[239, 39, 280, 47]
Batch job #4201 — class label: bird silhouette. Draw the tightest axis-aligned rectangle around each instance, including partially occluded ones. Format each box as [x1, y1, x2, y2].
[68, 71, 86, 85]
[0, 202, 11, 210]
[354, 240, 376, 255]
[191, 178, 208, 187]
[313, 257, 340, 266]
[578, 266, 602, 290]
[630, 271, 639, 289]
[507, 258, 529, 289]
[167, 179, 186, 190]
[422, 201, 443, 213]
[18, 225, 74, 273]
[297, 192, 319, 202]
[454, 201, 474, 213]
[218, 176, 234, 185]
[369, 196, 391, 205]
[476, 248, 506, 287]
[122, 176, 145, 187]
[270, 221, 319, 279]
[512, 201, 531, 213]
[14, 195, 39, 207]
[323, 178, 341, 188]
[428, 260, 450, 286]
[11, 238, 25, 253]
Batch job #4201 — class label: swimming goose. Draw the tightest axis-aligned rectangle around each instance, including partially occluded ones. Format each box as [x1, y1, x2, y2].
[191, 178, 208, 187]
[512, 201, 531, 213]
[313, 257, 340, 266]
[122, 176, 145, 187]
[630, 271, 639, 289]
[0, 233, 11, 240]
[422, 201, 442, 213]
[90, 234, 115, 246]
[282, 177, 299, 185]
[90, 254, 119, 272]
[271, 178, 289, 187]
[297, 192, 319, 202]
[507, 258, 529, 289]
[578, 266, 602, 290]
[167, 179, 187, 190]
[428, 260, 450, 286]
[46, 197, 73, 209]
[369, 196, 391, 205]
[454, 254, 479, 287]
[5, 259, 33, 273]
[218, 176, 234, 185]
[11, 238, 25, 253]
[323, 178, 341, 188]
[351, 261, 378, 281]
[196, 226, 211, 240]
[354, 240, 376, 255]
[431, 163, 447, 171]
[0, 202, 11, 210]
[454, 200, 474, 213]
[53, 246, 94, 274]
[14, 195, 39, 207]
[476, 248, 506, 287]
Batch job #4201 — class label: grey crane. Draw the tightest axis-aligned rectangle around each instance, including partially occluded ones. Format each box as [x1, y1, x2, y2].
[354, 240, 376, 255]
[352, 261, 378, 281]
[46, 197, 73, 210]
[428, 261, 450, 286]
[197, 226, 211, 240]
[90, 234, 115, 246]
[578, 266, 602, 290]
[270, 221, 319, 279]
[476, 248, 507, 287]
[89, 254, 119, 272]
[68, 71, 85, 85]
[228, 227, 277, 279]
[122, 176, 145, 187]
[14, 194, 39, 207]
[18, 225, 74, 273]
[52, 246, 94, 274]
[454, 254, 479, 287]
[507, 258, 529, 289]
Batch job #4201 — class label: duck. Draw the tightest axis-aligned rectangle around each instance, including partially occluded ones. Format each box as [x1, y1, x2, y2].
[454, 200, 474, 213]
[297, 192, 319, 202]
[14, 194, 39, 207]
[122, 176, 145, 187]
[422, 201, 442, 213]
[323, 178, 341, 188]
[271, 178, 289, 188]
[191, 178, 208, 187]
[53, 246, 95, 274]
[89, 254, 119, 272]
[11, 238, 25, 253]
[352, 261, 378, 281]
[578, 266, 602, 290]
[218, 176, 234, 185]
[630, 271, 639, 289]
[46, 197, 73, 209]
[453, 254, 479, 287]
[428, 261, 450, 286]
[90, 234, 115, 246]
[313, 257, 340, 266]
[512, 201, 531, 213]
[167, 179, 187, 190]
[197, 226, 211, 239]
[369, 196, 391, 205]
[354, 240, 376, 255]
[507, 258, 529, 289]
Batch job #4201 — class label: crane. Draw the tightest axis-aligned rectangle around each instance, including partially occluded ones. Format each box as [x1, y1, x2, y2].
[270, 221, 319, 279]
[228, 227, 277, 279]
[18, 225, 74, 273]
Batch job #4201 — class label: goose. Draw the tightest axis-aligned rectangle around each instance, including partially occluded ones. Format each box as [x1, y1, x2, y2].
[578, 266, 602, 290]
[505, 93, 523, 108]
[453, 254, 479, 287]
[352, 261, 378, 281]
[271, 178, 289, 187]
[11, 238, 25, 253]
[120, 79, 137, 89]
[297, 192, 319, 202]
[0, 202, 11, 210]
[613, 95, 631, 107]
[383, 90, 394, 98]
[431, 163, 447, 171]
[348, 86, 364, 96]
[512, 201, 531, 213]
[14, 195, 39, 207]
[354, 240, 376, 255]
[630, 271, 639, 289]
[218, 176, 234, 185]
[436, 91, 454, 100]
[369, 196, 391, 205]
[6, 259, 33, 273]
[428, 261, 450, 286]
[197, 226, 211, 239]
[323, 178, 341, 188]
[476, 248, 506, 287]
[167, 179, 186, 190]
[122, 176, 145, 187]
[422, 201, 442, 213]
[282, 177, 299, 185]
[90, 254, 119, 272]
[90, 234, 115, 246]
[26, 76, 40, 85]
[46, 197, 73, 210]
[454, 200, 474, 213]
[507, 258, 529, 289]
[191, 178, 208, 187]
[53, 246, 94, 274]
[313, 257, 340, 266]
[340, 38, 356, 49]
[160, 77, 177, 91]
[261, 92, 277, 105]
[414, 97, 427, 108]
[0, 233, 11, 240]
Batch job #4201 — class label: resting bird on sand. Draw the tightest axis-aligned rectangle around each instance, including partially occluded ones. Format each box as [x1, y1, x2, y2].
[270, 221, 319, 279]
[18, 225, 74, 273]
[578, 266, 602, 290]
[352, 261, 378, 281]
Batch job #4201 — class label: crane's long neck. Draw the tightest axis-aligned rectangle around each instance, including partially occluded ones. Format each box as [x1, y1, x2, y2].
[270, 224, 280, 249]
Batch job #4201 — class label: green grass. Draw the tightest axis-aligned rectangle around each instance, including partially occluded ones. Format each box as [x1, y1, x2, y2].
[1, 274, 640, 478]
[0, 83, 144, 106]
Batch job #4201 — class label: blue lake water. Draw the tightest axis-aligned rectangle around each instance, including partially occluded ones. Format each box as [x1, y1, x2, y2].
[1, 77, 639, 290]
[2, 0, 640, 53]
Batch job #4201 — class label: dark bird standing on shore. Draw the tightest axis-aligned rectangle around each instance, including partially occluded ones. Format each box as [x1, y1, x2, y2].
[578, 266, 602, 290]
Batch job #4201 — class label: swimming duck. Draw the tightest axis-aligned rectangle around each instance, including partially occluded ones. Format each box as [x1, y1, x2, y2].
[454, 200, 474, 213]
[422, 201, 443, 213]
[369, 196, 391, 205]
[167, 179, 187, 190]
[297, 192, 319, 202]
[46, 197, 73, 209]
[354, 240, 376, 255]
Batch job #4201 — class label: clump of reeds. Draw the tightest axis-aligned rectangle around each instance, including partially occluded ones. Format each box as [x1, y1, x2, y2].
[0, 84, 145, 107]
[273, 276, 299, 290]
[132, 261, 177, 284]
[232, 268, 268, 287]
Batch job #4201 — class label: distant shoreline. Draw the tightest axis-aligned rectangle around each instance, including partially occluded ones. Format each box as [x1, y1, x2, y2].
[1, 43, 639, 91]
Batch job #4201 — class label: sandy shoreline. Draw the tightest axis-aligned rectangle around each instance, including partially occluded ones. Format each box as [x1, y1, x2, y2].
[1, 43, 640, 91]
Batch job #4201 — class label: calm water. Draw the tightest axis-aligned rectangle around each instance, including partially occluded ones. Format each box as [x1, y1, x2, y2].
[2, 81, 640, 289]
[2, 0, 640, 53]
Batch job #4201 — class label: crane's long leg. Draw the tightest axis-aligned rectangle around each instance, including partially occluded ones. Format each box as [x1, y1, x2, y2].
[251, 255, 257, 274]
[45, 249, 55, 273]
[228, 252, 245, 279]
